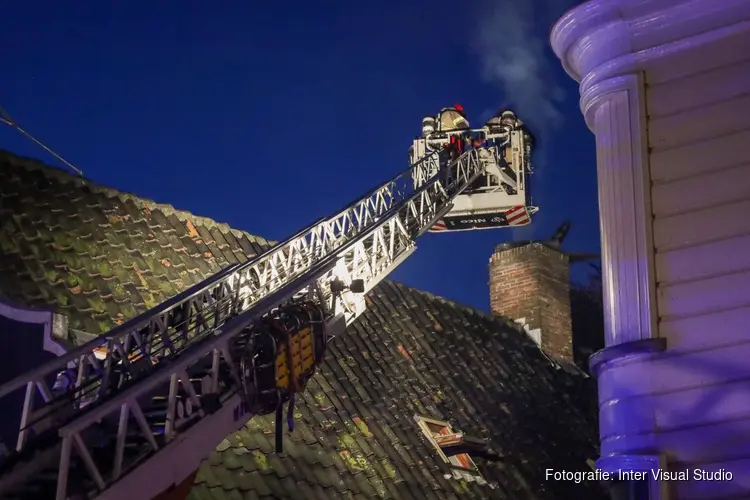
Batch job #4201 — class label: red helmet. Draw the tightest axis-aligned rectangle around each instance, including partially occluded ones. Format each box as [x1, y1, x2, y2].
[453, 103, 464, 113]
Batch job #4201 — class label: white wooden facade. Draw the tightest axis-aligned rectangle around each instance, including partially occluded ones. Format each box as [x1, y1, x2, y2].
[552, 0, 750, 498]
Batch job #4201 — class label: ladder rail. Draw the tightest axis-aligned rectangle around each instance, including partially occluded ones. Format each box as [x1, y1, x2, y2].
[0, 145, 484, 436]
[0, 146, 445, 402]
[58, 157, 462, 437]
[64, 161, 461, 433]
[0, 145, 493, 500]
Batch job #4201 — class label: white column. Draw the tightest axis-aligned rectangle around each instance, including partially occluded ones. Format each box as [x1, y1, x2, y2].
[582, 74, 658, 347]
[551, 2, 750, 493]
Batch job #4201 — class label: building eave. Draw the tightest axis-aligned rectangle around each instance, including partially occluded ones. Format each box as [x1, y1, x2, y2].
[550, 0, 750, 129]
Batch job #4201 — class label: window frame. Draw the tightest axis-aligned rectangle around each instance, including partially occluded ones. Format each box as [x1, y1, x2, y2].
[413, 415, 479, 472]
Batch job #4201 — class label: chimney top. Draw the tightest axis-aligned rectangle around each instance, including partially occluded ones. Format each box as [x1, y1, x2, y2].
[489, 242, 573, 363]
[495, 240, 566, 253]
[495, 241, 531, 251]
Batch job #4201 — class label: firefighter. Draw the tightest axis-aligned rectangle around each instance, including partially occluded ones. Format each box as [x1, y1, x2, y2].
[500, 109, 519, 128]
[437, 104, 470, 161]
[437, 104, 470, 132]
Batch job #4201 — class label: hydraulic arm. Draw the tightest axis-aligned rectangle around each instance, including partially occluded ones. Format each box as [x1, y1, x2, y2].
[0, 135, 510, 500]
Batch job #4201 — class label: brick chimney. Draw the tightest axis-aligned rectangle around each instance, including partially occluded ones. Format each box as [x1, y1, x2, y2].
[489, 242, 573, 362]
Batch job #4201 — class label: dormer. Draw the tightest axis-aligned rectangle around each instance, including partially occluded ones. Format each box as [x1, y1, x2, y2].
[414, 414, 501, 485]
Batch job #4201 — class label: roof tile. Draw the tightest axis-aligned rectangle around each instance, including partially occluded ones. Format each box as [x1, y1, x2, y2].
[0, 150, 605, 499]
[0, 150, 271, 333]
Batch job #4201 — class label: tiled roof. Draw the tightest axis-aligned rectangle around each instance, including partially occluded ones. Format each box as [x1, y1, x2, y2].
[0, 150, 605, 499]
[192, 282, 603, 500]
[0, 149, 272, 336]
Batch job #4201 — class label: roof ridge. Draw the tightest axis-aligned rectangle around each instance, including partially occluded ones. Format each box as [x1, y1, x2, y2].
[0, 149, 266, 243]
[391, 279, 505, 323]
[390, 280, 588, 373]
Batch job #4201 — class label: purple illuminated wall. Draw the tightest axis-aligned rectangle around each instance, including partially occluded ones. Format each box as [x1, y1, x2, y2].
[551, 0, 750, 497]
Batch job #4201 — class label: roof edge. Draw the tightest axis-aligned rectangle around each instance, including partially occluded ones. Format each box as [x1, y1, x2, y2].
[0, 149, 269, 244]
[395, 281, 587, 374]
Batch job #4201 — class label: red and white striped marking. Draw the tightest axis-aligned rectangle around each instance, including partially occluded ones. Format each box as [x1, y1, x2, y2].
[428, 205, 531, 232]
[430, 220, 449, 232]
[505, 205, 530, 226]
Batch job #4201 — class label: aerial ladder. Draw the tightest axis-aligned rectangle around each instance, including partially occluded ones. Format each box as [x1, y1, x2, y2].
[0, 110, 534, 500]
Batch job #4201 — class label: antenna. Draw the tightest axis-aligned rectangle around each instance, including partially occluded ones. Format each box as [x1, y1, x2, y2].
[542, 221, 599, 263]
[0, 103, 84, 177]
[544, 220, 571, 249]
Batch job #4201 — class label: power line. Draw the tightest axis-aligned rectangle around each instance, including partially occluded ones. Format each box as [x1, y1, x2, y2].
[0, 104, 84, 177]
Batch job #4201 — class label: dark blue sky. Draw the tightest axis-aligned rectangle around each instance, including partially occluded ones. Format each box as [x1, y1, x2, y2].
[1, 1, 598, 313]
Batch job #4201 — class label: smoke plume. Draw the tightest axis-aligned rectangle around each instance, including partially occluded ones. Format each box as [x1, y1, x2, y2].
[472, 0, 579, 239]
[473, 0, 578, 149]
